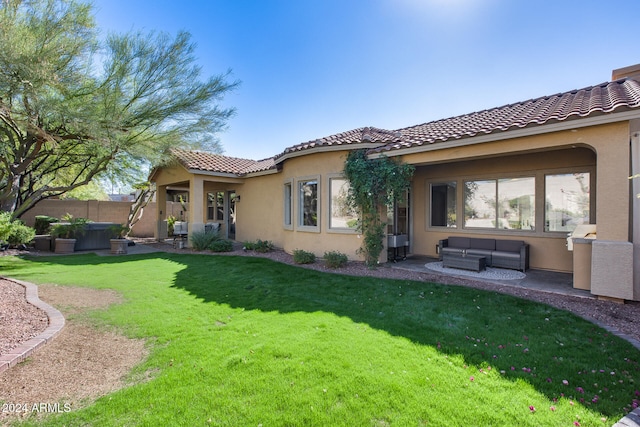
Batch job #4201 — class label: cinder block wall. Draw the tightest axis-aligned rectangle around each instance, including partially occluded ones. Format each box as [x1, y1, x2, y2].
[20, 200, 185, 237]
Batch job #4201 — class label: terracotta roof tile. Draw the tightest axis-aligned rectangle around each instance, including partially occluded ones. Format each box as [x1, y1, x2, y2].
[169, 78, 640, 175]
[376, 78, 640, 153]
[275, 126, 402, 160]
[171, 148, 276, 175]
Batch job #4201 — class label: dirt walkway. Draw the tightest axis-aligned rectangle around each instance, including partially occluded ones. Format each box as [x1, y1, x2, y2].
[0, 283, 148, 425]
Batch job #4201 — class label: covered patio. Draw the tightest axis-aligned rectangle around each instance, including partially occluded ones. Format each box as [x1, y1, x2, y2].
[390, 255, 587, 298]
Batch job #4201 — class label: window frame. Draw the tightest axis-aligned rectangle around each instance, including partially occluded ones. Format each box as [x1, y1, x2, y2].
[216, 191, 225, 221]
[463, 179, 498, 229]
[327, 175, 358, 233]
[297, 175, 321, 232]
[543, 171, 592, 233]
[427, 166, 594, 236]
[206, 191, 225, 222]
[429, 181, 457, 228]
[463, 176, 536, 231]
[283, 179, 293, 230]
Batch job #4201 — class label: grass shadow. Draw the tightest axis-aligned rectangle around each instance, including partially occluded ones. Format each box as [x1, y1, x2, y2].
[6, 251, 640, 418]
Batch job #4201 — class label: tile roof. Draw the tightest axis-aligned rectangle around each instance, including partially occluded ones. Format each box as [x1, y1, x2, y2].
[376, 78, 640, 153]
[276, 126, 403, 159]
[169, 78, 640, 175]
[171, 148, 276, 175]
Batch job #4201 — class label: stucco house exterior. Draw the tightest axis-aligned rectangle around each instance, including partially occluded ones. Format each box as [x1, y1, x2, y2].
[150, 64, 640, 302]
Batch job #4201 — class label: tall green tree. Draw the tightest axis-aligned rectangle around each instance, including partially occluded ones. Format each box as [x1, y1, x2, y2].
[0, 0, 238, 218]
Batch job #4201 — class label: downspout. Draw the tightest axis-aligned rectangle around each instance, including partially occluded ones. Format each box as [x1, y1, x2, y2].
[631, 132, 640, 300]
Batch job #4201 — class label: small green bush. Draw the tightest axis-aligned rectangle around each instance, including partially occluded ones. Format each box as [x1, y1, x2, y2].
[244, 239, 274, 253]
[34, 215, 59, 234]
[8, 222, 36, 246]
[190, 230, 221, 251]
[323, 250, 348, 268]
[0, 212, 12, 242]
[256, 240, 275, 253]
[50, 215, 90, 239]
[209, 239, 233, 252]
[0, 212, 36, 247]
[293, 249, 316, 264]
[166, 215, 177, 236]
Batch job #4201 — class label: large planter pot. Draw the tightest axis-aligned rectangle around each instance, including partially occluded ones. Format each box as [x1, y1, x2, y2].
[54, 238, 76, 254]
[34, 235, 52, 252]
[110, 239, 128, 255]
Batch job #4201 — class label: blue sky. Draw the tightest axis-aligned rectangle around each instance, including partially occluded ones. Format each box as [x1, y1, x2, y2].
[93, 0, 640, 161]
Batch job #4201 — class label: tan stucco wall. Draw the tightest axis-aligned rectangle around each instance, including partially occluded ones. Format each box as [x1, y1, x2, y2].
[151, 164, 192, 187]
[238, 150, 364, 259]
[150, 152, 364, 259]
[234, 172, 283, 244]
[150, 122, 632, 275]
[587, 123, 631, 241]
[404, 122, 630, 272]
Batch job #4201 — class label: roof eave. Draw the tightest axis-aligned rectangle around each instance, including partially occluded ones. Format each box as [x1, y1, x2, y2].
[242, 168, 281, 178]
[187, 169, 244, 179]
[274, 143, 387, 165]
[370, 109, 640, 159]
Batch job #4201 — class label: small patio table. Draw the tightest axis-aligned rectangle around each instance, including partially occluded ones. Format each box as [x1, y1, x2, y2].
[442, 253, 486, 272]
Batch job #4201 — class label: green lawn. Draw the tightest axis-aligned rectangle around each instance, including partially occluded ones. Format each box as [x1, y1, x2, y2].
[2, 253, 639, 426]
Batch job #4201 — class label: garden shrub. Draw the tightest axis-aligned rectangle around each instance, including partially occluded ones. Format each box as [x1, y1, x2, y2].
[244, 239, 274, 253]
[8, 222, 36, 246]
[209, 239, 233, 252]
[50, 214, 90, 239]
[166, 215, 177, 236]
[34, 215, 59, 234]
[323, 250, 348, 268]
[293, 249, 316, 264]
[0, 212, 12, 243]
[255, 240, 275, 252]
[190, 230, 221, 251]
[0, 212, 36, 247]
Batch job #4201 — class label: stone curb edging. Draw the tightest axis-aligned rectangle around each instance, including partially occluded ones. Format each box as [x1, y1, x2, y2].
[0, 277, 65, 375]
[613, 407, 640, 427]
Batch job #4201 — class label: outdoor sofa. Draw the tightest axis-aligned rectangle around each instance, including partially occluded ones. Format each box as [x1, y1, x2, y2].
[438, 236, 530, 272]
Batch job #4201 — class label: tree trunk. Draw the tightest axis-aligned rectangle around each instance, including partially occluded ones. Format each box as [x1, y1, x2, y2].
[127, 185, 155, 236]
[0, 174, 22, 217]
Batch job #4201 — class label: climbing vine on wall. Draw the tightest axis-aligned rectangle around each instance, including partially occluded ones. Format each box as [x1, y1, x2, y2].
[343, 149, 415, 267]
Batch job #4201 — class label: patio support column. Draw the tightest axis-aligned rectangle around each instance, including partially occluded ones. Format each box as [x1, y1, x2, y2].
[155, 184, 167, 240]
[188, 175, 205, 246]
[631, 132, 640, 300]
[379, 205, 388, 264]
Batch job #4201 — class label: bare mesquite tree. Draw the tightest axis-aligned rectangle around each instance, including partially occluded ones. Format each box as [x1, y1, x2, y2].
[0, 0, 238, 218]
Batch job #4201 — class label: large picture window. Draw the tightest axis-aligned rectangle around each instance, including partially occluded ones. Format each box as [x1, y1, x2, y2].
[545, 173, 590, 232]
[299, 178, 319, 229]
[329, 178, 357, 230]
[464, 177, 535, 230]
[497, 177, 535, 230]
[430, 182, 457, 227]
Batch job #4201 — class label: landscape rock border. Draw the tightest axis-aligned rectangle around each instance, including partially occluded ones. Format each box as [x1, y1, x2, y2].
[0, 277, 65, 374]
